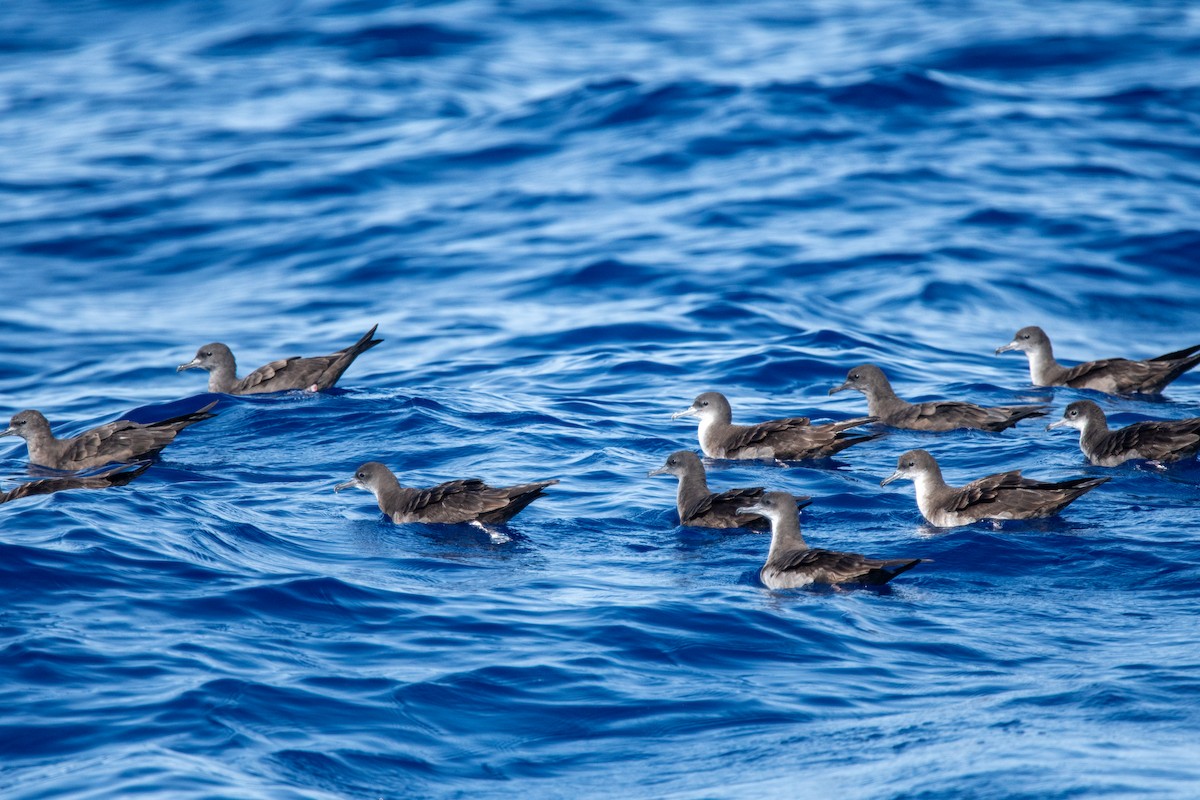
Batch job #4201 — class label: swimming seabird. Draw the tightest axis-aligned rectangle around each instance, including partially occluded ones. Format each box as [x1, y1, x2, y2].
[671, 391, 879, 460]
[0, 403, 217, 470]
[829, 363, 1048, 431]
[1, 461, 151, 505]
[736, 491, 923, 589]
[335, 461, 558, 524]
[648, 450, 811, 529]
[995, 325, 1200, 395]
[178, 324, 382, 394]
[1047, 399, 1200, 466]
[880, 449, 1108, 527]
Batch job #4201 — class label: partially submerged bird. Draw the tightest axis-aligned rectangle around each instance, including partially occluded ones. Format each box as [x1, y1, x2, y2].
[1, 461, 151, 505]
[880, 449, 1109, 527]
[178, 324, 382, 394]
[1, 403, 217, 470]
[829, 363, 1047, 431]
[671, 391, 879, 460]
[1047, 399, 1200, 467]
[648, 450, 810, 529]
[335, 461, 557, 524]
[995, 325, 1200, 395]
[736, 491, 923, 589]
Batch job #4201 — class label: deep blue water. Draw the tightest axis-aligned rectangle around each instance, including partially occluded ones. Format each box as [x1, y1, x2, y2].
[3, 0, 1200, 797]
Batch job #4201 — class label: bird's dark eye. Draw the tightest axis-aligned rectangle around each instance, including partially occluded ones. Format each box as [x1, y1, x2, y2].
[203, 350, 212, 357]
[1069, 410, 1077, 417]
[850, 373, 859, 380]
[906, 460, 915, 467]
[1020, 334, 1030, 340]
[357, 472, 365, 479]
[668, 458, 677, 465]
[15, 419, 25, 426]
[700, 401, 709, 407]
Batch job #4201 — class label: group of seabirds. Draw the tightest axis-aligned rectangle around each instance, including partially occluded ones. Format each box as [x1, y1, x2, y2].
[4, 323, 1200, 591]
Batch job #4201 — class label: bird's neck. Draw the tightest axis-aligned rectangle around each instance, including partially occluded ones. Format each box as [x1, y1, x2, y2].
[1026, 344, 1064, 385]
[697, 418, 729, 456]
[675, 469, 711, 511]
[21, 425, 62, 468]
[208, 361, 239, 394]
[912, 468, 951, 521]
[1079, 416, 1109, 450]
[372, 472, 406, 515]
[862, 383, 903, 416]
[767, 513, 808, 561]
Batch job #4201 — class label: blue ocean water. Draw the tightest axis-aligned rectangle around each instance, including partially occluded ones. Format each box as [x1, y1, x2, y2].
[3, 0, 1200, 796]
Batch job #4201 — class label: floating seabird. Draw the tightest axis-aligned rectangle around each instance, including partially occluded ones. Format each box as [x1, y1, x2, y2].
[1047, 399, 1200, 467]
[335, 461, 558, 524]
[178, 324, 382, 394]
[671, 391, 879, 460]
[736, 491, 923, 589]
[880, 449, 1108, 527]
[1, 461, 151, 505]
[648, 450, 811, 529]
[995, 325, 1200, 395]
[829, 363, 1047, 431]
[0, 403, 217, 470]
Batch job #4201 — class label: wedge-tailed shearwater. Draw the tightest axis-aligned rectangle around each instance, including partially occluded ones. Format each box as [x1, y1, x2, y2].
[1047, 399, 1200, 466]
[648, 450, 810, 529]
[880, 449, 1108, 527]
[995, 326, 1200, 395]
[671, 391, 879, 460]
[736, 491, 923, 589]
[829, 363, 1047, 431]
[1, 402, 217, 470]
[178, 324, 382, 394]
[335, 461, 557, 524]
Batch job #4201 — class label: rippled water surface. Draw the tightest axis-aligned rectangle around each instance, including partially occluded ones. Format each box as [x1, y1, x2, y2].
[3, 1, 1200, 797]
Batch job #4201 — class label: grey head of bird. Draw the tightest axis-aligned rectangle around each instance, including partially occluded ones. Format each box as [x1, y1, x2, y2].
[995, 325, 1050, 356]
[671, 391, 732, 424]
[177, 342, 235, 373]
[0, 409, 51, 441]
[647, 450, 703, 478]
[829, 363, 889, 396]
[1046, 400, 1103, 433]
[736, 490, 799, 524]
[880, 449, 939, 486]
[334, 461, 395, 494]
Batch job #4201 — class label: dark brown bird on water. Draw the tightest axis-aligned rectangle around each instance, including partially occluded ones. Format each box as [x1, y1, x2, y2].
[335, 461, 558, 524]
[178, 324, 382, 394]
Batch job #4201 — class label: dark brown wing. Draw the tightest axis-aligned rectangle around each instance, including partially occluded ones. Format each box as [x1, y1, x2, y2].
[770, 547, 921, 585]
[400, 479, 492, 517]
[1104, 419, 1200, 462]
[235, 356, 309, 393]
[680, 486, 765, 525]
[947, 470, 1027, 513]
[58, 421, 173, 466]
[723, 418, 811, 453]
[1059, 357, 1149, 390]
